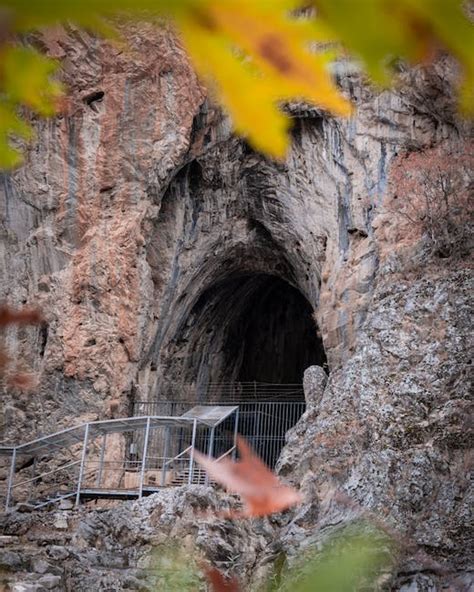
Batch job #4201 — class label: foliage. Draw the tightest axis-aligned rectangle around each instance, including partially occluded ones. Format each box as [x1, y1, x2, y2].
[0, 0, 473, 167]
[385, 143, 474, 259]
[149, 523, 393, 591]
[0, 304, 42, 391]
[274, 527, 393, 592]
[149, 545, 202, 591]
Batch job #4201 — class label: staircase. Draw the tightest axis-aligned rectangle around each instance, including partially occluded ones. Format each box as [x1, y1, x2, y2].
[169, 466, 214, 487]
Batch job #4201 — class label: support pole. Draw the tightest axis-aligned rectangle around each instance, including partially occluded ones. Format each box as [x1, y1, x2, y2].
[161, 426, 171, 487]
[139, 417, 151, 498]
[76, 423, 90, 507]
[96, 432, 107, 488]
[28, 456, 36, 503]
[232, 409, 240, 461]
[188, 419, 197, 485]
[5, 448, 17, 512]
[205, 427, 216, 486]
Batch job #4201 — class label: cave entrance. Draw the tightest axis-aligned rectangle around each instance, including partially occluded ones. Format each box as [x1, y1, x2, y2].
[226, 275, 326, 385]
[139, 273, 327, 468]
[211, 274, 326, 466]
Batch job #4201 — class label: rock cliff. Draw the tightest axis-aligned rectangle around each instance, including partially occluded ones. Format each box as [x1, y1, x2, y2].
[0, 23, 472, 592]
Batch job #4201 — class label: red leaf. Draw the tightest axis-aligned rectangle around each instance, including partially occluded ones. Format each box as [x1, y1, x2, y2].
[203, 566, 240, 592]
[193, 436, 301, 517]
[7, 371, 38, 391]
[0, 305, 43, 326]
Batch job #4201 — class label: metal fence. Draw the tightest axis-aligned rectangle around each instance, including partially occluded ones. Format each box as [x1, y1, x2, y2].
[1, 409, 239, 511]
[134, 394, 305, 469]
[153, 381, 304, 403]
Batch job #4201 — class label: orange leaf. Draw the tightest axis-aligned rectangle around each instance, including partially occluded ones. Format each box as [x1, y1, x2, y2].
[7, 371, 38, 391]
[0, 305, 43, 326]
[193, 436, 301, 517]
[203, 566, 240, 592]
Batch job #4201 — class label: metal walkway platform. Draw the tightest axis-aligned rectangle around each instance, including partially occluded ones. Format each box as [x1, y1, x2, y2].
[0, 406, 238, 512]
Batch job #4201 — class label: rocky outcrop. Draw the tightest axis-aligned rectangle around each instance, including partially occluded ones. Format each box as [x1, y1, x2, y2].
[278, 266, 473, 589]
[1, 22, 471, 434]
[0, 487, 277, 591]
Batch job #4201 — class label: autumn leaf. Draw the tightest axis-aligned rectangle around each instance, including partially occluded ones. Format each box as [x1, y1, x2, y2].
[0, 305, 43, 326]
[176, 1, 351, 158]
[0, 304, 43, 390]
[203, 1, 351, 114]
[193, 435, 302, 517]
[6, 370, 38, 392]
[203, 566, 240, 592]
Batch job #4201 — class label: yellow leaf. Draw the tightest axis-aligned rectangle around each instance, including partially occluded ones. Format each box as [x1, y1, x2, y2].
[176, 0, 351, 158]
[205, 0, 352, 116]
[178, 16, 291, 158]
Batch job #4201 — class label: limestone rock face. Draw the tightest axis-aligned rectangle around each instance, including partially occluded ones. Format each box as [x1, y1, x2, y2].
[0, 23, 206, 438]
[1, 25, 470, 435]
[277, 268, 473, 590]
[302, 365, 327, 408]
[0, 22, 472, 592]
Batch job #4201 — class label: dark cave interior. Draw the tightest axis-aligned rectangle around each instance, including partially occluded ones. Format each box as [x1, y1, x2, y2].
[228, 275, 326, 386]
[163, 273, 326, 397]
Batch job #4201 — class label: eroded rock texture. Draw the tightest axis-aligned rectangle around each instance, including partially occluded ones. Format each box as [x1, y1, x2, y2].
[0, 488, 280, 591]
[0, 22, 473, 592]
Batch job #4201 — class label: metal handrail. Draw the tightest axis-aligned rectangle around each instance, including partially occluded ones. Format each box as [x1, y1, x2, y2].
[215, 445, 236, 462]
[85, 460, 142, 466]
[12, 460, 80, 489]
[163, 445, 192, 468]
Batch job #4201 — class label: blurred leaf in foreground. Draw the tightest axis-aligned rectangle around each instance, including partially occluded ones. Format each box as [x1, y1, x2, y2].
[0, 0, 472, 168]
[149, 544, 202, 591]
[193, 435, 302, 517]
[203, 565, 240, 591]
[176, 0, 351, 158]
[0, 303, 43, 392]
[0, 45, 62, 167]
[276, 524, 394, 592]
[313, 0, 474, 112]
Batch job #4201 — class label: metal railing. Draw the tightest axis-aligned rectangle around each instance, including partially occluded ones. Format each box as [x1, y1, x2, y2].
[1, 409, 239, 511]
[152, 381, 304, 403]
[134, 396, 305, 469]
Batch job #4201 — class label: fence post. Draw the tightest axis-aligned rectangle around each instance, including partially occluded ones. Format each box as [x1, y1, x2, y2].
[232, 408, 240, 461]
[205, 427, 216, 486]
[76, 423, 90, 507]
[188, 419, 197, 485]
[139, 417, 151, 498]
[161, 426, 171, 487]
[5, 448, 17, 512]
[96, 432, 107, 488]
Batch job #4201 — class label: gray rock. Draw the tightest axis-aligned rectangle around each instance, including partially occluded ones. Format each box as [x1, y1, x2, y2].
[37, 574, 62, 590]
[46, 546, 69, 561]
[303, 365, 328, 408]
[0, 550, 25, 569]
[32, 558, 53, 574]
[11, 584, 42, 592]
[52, 514, 68, 531]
